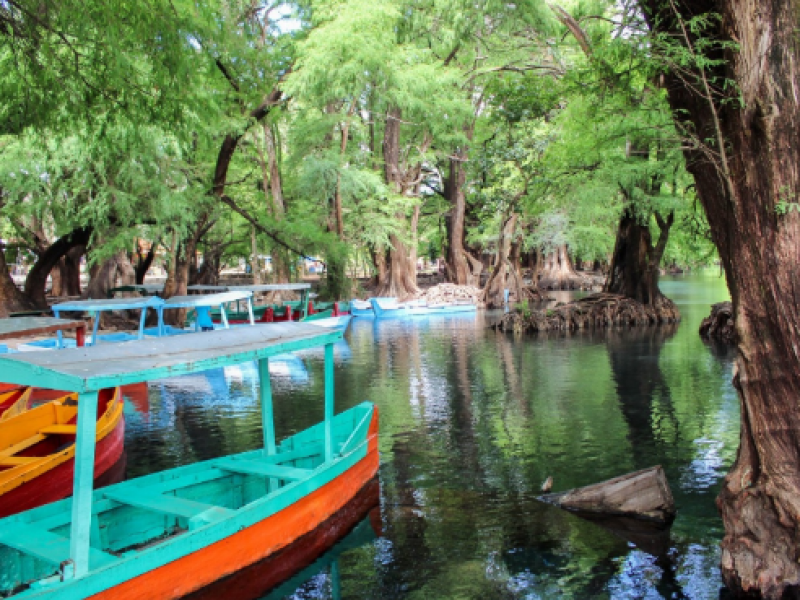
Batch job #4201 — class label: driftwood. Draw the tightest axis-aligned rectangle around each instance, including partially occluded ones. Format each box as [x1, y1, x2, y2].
[539, 466, 676, 524]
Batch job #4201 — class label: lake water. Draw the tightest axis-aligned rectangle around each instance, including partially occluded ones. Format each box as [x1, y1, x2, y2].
[124, 272, 735, 599]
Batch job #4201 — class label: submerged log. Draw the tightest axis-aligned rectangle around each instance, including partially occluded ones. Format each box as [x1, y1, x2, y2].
[539, 466, 676, 524]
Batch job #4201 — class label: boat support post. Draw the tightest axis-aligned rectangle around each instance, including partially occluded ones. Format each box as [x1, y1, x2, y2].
[247, 297, 255, 325]
[53, 308, 64, 348]
[90, 311, 101, 346]
[220, 304, 230, 329]
[259, 357, 276, 455]
[69, 390, 100, 579]
[137, 306, 148, 339]
[301, 288, 309, 320]
[325, 343, 334, 462]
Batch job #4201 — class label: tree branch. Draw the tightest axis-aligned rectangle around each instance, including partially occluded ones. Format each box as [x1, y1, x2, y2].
[218, 195, 323, 265]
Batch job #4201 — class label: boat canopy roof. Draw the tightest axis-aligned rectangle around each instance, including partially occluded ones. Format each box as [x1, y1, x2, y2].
[0, 316, 85, 340]
[187, 283, 311, 292]
[228, 283, 311, 292]
[186, 284, 229, 292]
[163, 290, 253, 308]
[52, 296, 165, 312]
[0, 324, 341, 393]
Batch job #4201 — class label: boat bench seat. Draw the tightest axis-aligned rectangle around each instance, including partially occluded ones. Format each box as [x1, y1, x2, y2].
[103, 489, 235, 529]
[39, 424, 78, 435]
[0, 434, 46, 460]
[214, 457, 312, 481]
[0, 456, 40, 467]
[0, 525, 117, 569]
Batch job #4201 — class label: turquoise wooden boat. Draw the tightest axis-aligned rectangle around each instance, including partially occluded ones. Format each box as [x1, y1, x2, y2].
[52, 298, 165, 345]
[158, 290, 255, 332]
[350, 299, 375, 318]
[0, 324, 379, 599]
[301, 310, 352, 331]
[369, 297, 477, 318]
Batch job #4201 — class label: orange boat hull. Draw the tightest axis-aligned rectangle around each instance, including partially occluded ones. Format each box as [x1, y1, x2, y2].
[89, 409, 379, 600]
[185, 477, 381, 600]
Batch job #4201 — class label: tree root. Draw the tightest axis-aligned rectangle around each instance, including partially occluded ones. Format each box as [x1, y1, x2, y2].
[699, 301, 737, 344]
[495, 293, 681, 334]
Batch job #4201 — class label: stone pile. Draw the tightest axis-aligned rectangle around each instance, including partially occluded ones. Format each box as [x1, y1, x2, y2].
[418, 283, 485, 307]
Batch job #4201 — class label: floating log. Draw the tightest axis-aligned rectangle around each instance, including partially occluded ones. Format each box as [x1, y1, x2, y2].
[539, 465, 676, 524]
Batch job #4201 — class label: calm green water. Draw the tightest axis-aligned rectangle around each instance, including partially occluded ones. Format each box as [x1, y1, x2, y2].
[125, 272, 736, 599]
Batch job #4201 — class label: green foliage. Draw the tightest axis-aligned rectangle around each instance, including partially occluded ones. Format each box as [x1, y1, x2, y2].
[0, 0, 723, 296]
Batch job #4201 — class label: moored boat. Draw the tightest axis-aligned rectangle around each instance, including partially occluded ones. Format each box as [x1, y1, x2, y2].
[350, 299, 375, 317]
[369, 297, 477, 318]
[0, 387, 124, 518]
[0, 324, 377, 599]
[0, 387, 32, 422]
[301, 309, 353, 331]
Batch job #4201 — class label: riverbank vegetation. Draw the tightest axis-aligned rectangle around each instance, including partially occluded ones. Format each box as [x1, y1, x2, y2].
[3, 1, 800, 595]
[0, 0, 715, 315]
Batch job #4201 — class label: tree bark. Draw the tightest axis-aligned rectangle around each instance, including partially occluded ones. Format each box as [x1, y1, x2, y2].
[134, 239, 156, 285]
[376, 107, 419, 298]
[257, 123, 289, 283]
[639, 1, 800, 596]
[250, 227, 261, 285]
[84, 249, 135, 299]
[444, 149, 476, 286]
[603, 209, 674, 306]
[483, 214, 517, 307]
[24, 227, 92, 307]
[61, 246, 84, 297]
[538, 244, 582, 291]
[0, 241, 33, 315]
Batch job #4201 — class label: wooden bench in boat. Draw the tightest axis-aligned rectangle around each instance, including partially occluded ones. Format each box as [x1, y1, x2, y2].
[0, 525, 117, 569]
[0, 434, 47, 460]
[103, 489, 234, 530]
[213, 457, 312, 481]
[38, 424, 77, 435]
[0, 456, 40, 467]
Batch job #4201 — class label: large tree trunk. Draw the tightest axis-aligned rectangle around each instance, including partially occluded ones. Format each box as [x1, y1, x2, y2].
[640, 1, 800, 596]
[250, 228, 261, 285]
[444, 149, 481, 286]
[603, 209, 674, 306]
[134, 239, 156, 285]
[538, 244, 583, 291]
[0, 241, 33, 315]
[194, 244, 223, 286]
[376, 107, 419, 298]
[24, 227, 92, 308]
[84, 249, 135, 299]
[482, 214, 518, 307]
[60, 246, 84, 297]
[258, 122, 289, 283]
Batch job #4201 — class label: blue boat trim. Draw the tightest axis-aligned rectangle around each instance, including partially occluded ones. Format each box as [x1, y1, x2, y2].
[369, 297, 477, 318]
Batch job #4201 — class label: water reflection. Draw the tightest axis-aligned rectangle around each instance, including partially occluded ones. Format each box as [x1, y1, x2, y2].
[125, 273, 736, 598]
